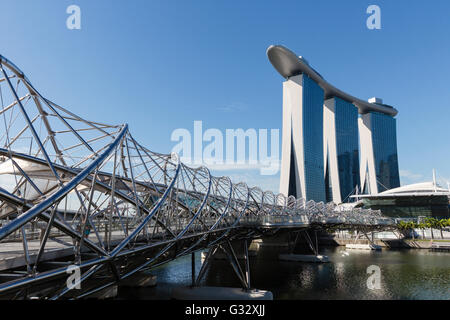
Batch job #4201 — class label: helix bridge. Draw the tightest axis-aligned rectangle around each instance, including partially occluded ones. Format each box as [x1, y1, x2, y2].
[0, 55, 395, 299]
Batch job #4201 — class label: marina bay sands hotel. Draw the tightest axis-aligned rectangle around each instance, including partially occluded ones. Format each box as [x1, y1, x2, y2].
[267, 45, 400, 204]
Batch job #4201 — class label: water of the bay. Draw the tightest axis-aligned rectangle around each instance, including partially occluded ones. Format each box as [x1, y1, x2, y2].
[117, 246, 450, 300]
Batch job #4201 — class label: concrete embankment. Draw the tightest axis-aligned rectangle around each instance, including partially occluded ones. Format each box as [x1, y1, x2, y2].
[319, 237, 441, 249]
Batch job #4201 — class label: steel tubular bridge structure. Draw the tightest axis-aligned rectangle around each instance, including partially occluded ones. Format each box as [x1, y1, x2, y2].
[0, 55, 394, 299]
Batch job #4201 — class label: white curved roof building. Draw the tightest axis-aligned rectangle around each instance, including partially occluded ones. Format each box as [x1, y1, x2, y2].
[351, 181, 450, 218]
[378, 182, 450, 196]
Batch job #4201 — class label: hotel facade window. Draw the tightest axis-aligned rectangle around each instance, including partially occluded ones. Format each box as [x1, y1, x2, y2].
[324, 97, 360, 203]
[303, 75, 326, 202]
[371, 112, 400, 191]
[279, 74, 326, 203]
[359, 111, 400, 194]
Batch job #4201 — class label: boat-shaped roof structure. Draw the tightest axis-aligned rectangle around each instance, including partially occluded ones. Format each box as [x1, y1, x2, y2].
[267, 45, 398, 117]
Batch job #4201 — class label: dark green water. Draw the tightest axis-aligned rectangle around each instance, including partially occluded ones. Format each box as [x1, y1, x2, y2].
[117, 247, 450, 300]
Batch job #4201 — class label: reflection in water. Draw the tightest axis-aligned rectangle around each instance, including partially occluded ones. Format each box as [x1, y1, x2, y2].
[117, 247, 450, 300]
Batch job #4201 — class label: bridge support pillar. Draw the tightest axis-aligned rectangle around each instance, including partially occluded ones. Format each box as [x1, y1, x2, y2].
[172, 240, 272, 300]
[279, 229, 329, 263]
[193, 246, 218, 287]
[210, 239, 258, 260]
[345, 229, 382, 250]
[220, 240, 251, 290]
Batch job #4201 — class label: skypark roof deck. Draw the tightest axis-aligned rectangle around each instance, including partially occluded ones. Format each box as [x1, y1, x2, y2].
[267, 45, 398, 117]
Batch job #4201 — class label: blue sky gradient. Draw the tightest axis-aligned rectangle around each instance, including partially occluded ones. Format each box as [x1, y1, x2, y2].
[1, 0, 449, 192]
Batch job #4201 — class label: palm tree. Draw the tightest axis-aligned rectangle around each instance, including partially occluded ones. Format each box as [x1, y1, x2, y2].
[437, 219, 445, 239]
[444, 218, 450, 232]
[425, 218, 435, 240]
[397, 221, 412, 239]
[418, 222, 426, 239]
[408, 221, 417, 240]
[397, 221, 407, 235]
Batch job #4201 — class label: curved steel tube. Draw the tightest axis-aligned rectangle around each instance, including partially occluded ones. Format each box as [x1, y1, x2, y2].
[0, 125, 128, 240]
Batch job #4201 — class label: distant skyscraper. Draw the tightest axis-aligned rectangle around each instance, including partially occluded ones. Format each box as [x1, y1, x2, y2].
[279, 74, 326, 202]
[359, 109, 400, 194]
[267, 45, 400, 202]
[324, 97, 360, 203]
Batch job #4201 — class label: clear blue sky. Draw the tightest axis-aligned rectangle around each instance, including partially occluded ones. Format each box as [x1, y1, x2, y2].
[1, 0, 449, 192]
